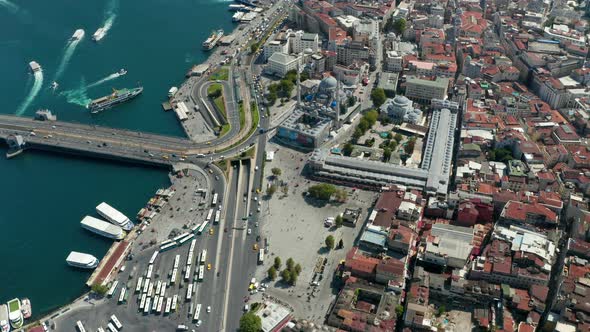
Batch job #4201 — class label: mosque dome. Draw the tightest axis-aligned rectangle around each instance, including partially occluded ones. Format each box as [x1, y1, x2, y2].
[319, 76, 337, 92]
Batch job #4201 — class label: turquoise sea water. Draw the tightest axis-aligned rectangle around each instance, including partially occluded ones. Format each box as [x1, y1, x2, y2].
[0, 0, 235, 317]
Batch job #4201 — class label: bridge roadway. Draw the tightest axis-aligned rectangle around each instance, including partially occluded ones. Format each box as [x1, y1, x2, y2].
[0, 108, 251, 166]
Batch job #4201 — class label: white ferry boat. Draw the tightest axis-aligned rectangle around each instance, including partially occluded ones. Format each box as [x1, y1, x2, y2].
[96, 202, 134, 231]
[0, 304, 9, 332]
[71, 29, 85, 41]
[29, 61, 41, 73]
[6, 299, 22, 329]
[92, 28, 106, 42]
[66, 251, 99, 269]
[80, 216, 125, 240]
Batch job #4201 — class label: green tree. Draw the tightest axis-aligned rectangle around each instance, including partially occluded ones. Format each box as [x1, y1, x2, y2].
[393, 133, 403, 143]
[308, 183, 337, 200]
[364, 110, 379, 126]
[267, 184, 277, 196]
[281, 269, 292, 283]
[383, 147, 392, 162]
[393, 18, 407, 35]
[278, 79, 294, 97]
[371, 88, 387, 108]
[352, 128, 363, 143]
[294, 263, 302, 275]
[240, 312, 262, 332]
[436, 305, 446, 317]
[300, 71, 310, 82]
[268, 266, 277, 280]
[91, 283, 109, 296]
[286, 258, 295, 271]
[250, 43, 259, 53]
[404, 137, 416, 155]
[395, 304, 404, 317]
[289, 271, 298, 285]
[389, 140, 398, 150]
[325, 235, 335, 249]
[274, 257, 282, 270]
[347, 96, 356, 107]
[489, 148, 513, 163]
[271, 167, 282, 177]
[342, 143, 354, 156]
[335, 215, 344, 228]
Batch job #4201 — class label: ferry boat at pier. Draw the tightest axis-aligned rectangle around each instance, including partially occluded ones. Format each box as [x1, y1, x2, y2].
[6, 299, 22, 329]
[66, 251, 100, 269]
[80, 215, 125, 240]
[96, 202, 134, 231]
[202, 29, 224, 50]
[87, 86, 143, 113]
[0, 304, 9, 332]
[20, 299, 31, 320]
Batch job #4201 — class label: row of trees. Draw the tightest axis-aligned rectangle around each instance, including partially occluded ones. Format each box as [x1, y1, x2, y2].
[267, 257, 302, 285]
[351, 109, 379, 143]
[308, 183, 347, 202]
[325, 235, 344, 250]
[266, 69, 309, 105]
[240, 312, 262, 332]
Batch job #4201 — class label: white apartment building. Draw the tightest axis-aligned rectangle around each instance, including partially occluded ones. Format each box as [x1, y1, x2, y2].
[290, 31, 319, 54]
[266, 52, 301, 77]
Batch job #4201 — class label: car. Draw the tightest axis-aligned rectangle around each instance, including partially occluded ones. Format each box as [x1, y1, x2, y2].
[247, 228, 252, 235]
[253, 243, 258, 250]
[255, 222, 259, 227]
[258, 201, 261, 206]
[209, 228, 214, 235]
[256, 235, 261, 241]
[244, 304, 249, 311]
[207, 263, 212, 270]
[207, 306, 211, 313]
[243, 197, 246, 202]
[254, 197, 258, 201]
[255, 166, 259, 171]
[257, 207, 261, 212]
[215, 175, 219, 181]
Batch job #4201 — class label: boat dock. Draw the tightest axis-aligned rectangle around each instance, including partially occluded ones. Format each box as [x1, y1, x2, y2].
[86, 239, 132, 287]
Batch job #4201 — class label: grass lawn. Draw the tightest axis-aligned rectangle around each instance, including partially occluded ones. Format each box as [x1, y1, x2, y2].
[239, 102, 246, 129]
[209, 67, 229, 81]
[207, 83, 227, 120]
[219, 123, 230, 137]
[247, 101, 260, 137]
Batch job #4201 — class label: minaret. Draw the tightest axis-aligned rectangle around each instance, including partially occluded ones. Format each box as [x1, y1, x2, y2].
[296, 62, 302, 107]
[335, 74, 341, 128]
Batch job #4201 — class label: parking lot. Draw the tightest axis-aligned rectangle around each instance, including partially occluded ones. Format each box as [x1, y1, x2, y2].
[253, 142, 377, 322]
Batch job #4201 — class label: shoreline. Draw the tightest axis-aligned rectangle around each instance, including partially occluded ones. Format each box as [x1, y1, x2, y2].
[19, 5, 244, 326]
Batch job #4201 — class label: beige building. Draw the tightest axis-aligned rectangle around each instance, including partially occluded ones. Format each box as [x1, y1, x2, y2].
[405, 76, 449, 104]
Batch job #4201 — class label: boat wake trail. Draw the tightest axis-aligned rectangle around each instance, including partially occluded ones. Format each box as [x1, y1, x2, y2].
[102, 0, 119, 33]
[53, 38, 83, 83]
[87, 72, 122, 89]
[16, 71, 43, 115]
[0, 0, 19, 13]
[60, 77, 92, 108]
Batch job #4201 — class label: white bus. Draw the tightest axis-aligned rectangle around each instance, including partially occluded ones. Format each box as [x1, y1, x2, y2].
[160, 282, 166, 297]
[171, 269, 178, 285]
[197, 265, 205, 282]
[146, 264, 154, 279]
[184, 266, 192, 281]
[212, 193, 218, 206]
[144, 297, 151, 314]
[197, 220, 209, 235]
[164, 297, 172, 315]
[206, 209, 214, 222]
[110, 315, 123, 330]
[173, 232, 189, 242]
[172, 294, 178, 311]
[139, 293, 147, 311]
[155, 280, 162, 296]
[107, 280, 119, 298]
[135, 277, 143, 293]
[142, 278, 150, 293]
[189, 239, 196, 253]
[97, 327, 105, 332]
[258, 248, 265, 265]
[200, 250, 207, 265]
[179, 233, 194, 245]
[173, 255, 180, 269]
[118, 287, 126, 304]
[214, 210, 221, 224]
[187, 251, 194, 266]
[193, 304, 202, 321]
[190, 223, 201, 234]
[147, 282, 154, 297]
[152, 295, 159, 312]
[106, 323, 117, 332]
[160, 241, 177, 252]
[149, 251, 159, 265]
[76, 321, 86, 332]
[157, 296, 164, 313]
[186, 283, 193, 301]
